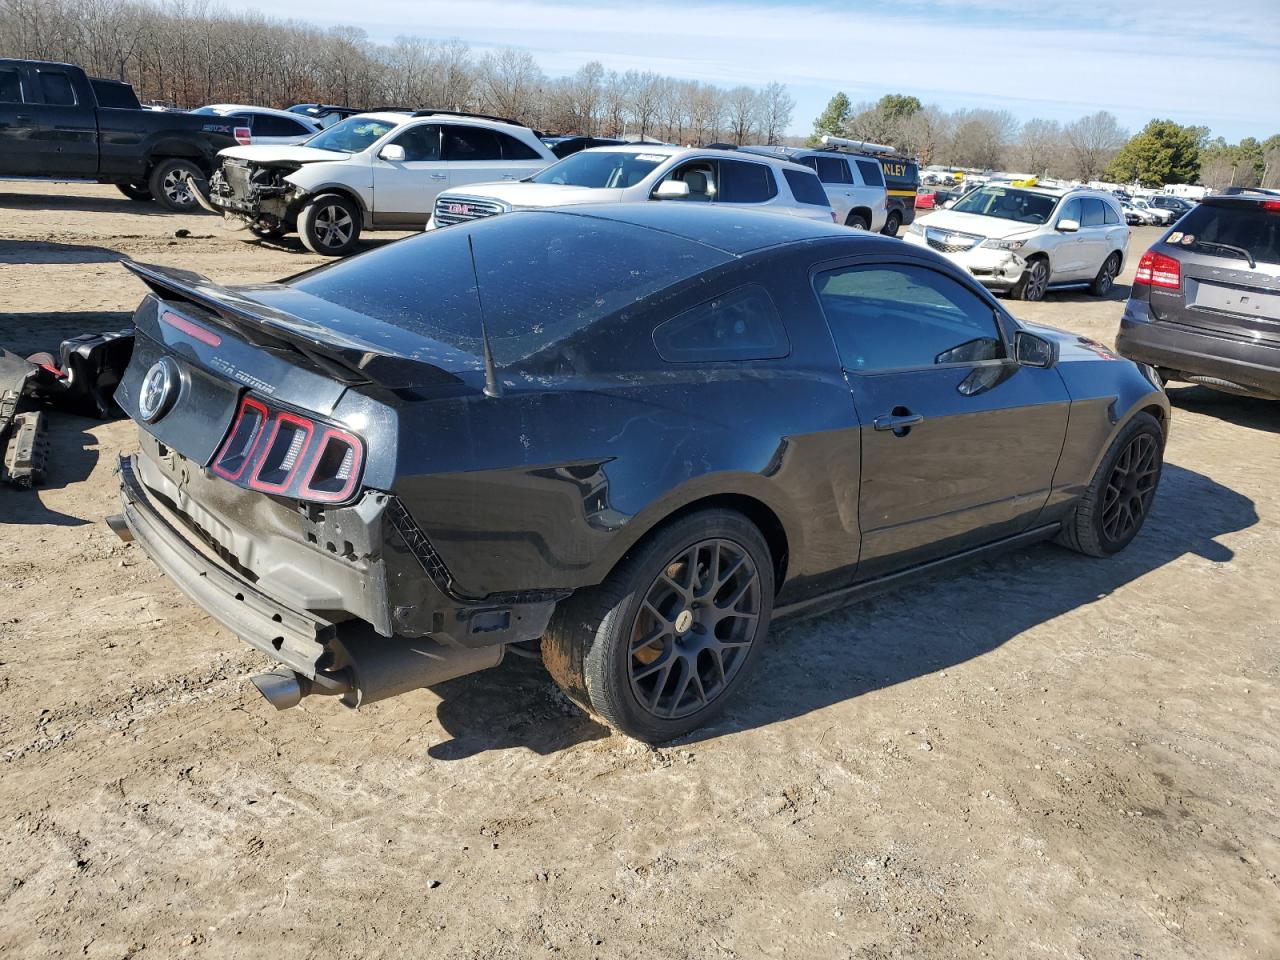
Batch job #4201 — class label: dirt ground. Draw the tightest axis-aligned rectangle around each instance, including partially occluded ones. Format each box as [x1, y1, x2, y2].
[1, 181, 1276, 960]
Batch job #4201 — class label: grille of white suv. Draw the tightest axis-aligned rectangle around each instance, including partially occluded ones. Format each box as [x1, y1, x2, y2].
[433, 195, 507, 227]
[925, 227, 983, 254]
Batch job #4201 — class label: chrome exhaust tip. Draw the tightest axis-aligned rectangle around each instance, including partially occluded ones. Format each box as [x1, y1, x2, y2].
[249, 669, 306, 710]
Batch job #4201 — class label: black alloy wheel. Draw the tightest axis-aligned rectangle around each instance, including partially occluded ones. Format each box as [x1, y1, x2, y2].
[628, 538, 762, 721]
[1100, 431, 1159, 547]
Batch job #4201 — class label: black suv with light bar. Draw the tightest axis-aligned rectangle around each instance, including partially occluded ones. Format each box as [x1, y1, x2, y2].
[1117, 189, 1280, 400]
[110, 205, 1167, 743]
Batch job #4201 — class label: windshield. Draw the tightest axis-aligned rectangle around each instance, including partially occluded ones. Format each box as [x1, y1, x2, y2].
[949, 186, 1059, 225]
[529, 150, 667, 189]
[304, 116, 397, 154]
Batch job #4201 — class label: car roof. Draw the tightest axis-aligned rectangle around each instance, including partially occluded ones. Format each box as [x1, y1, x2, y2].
[577, 143, 820, 175]
[530, 203, 874, 256]
[361, 111, 542, 138]
[201, 104, 319, 125]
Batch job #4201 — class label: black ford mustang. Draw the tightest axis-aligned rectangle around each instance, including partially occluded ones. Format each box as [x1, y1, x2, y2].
[111, 205, 1168, 742]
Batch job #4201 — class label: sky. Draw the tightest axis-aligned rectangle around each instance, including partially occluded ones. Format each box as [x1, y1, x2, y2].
[232, 0, 1278, 141]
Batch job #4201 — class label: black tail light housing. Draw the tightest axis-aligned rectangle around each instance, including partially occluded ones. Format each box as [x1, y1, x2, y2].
[211, 395, 365, 504]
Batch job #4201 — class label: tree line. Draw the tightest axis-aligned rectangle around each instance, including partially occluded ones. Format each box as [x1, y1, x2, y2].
[813, 92, 1280, 189]
[0, 0, 795, 144]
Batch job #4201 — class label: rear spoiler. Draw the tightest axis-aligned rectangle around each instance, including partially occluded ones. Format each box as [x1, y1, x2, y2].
[123, 260, 469, 390]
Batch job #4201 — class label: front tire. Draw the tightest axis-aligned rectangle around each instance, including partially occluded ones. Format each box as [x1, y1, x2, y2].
[1012, 256, 1050, 301]
[148, 159, 203, 212]
[1057, 412, 1163, 558]
[116, 182, 152, 202]
[1090, 252, 1121, 297]
[543, 509, 775, 743]
[299, 194, 361, 256]
[881, 211, 902, 237]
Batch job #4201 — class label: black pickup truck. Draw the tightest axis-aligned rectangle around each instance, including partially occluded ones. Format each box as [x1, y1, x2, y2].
[0, 59, 239, 211]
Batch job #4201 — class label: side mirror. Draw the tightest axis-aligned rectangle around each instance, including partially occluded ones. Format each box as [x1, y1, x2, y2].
[1014, 330, 1057, 368]
[653, 179, 690, 200]
[379, 144, 406, 162]
[941, 199, 955, 209]
[1056, 218, 1079, 233]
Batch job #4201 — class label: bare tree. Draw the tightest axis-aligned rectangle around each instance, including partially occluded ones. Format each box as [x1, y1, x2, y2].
[1063, 111, 1127, 181]
[757, 81, 793, 146]
[724, 85, 757, 145]
[1013, 118, 1065, 177]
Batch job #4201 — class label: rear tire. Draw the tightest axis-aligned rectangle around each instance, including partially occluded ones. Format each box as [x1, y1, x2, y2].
[1012, 256, 1050, 301]
[542, 509, 775, 743]
[1090, 252, 1121, 297]
[1056, 412, 1163, 558]
[881, 211, 902, 237]
[299, 194, 361, 256]
[845, 211, 870, 230]
[148, 158, 203, 212]
[116, 182, 152, 202]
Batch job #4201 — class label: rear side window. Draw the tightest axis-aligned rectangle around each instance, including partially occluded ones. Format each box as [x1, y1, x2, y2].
[1176, 202, 1280, 266]
[90, 79, 138, 109]
[718, 160, 778, 203]
[38, 70, 76, 106]
[497, 132, 541, 160]
[783, 169, 829, 207]
[443, 125, 502, 161]
[854, 159, 885, 187]
[653, 284, 789, 362]
[815, 156, 852, 184]
[0, 68, 22, 103]
[1103, 202, 1120, 225]
[252, 114, 311, 138]
[814, 263, 1005, 372]
[1080, 198, 1105, 227]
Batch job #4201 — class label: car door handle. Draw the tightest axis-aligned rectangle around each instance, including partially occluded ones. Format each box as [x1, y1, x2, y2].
[873, 408, 924, 436]
[430, 173, 447, 180]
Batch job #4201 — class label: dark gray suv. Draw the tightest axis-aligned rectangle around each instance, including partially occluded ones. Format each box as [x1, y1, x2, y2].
[1117, 189, 1280, 400]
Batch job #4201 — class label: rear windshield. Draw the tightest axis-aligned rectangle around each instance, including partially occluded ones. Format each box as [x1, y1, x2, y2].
[305, 116, 397, 153]
[950, 186, 1059, 225]
[91, 79, 139, 109]
[287, 212, 729, 367]
[528, 150, 666, 188]
[1174, 202, 1280, 266]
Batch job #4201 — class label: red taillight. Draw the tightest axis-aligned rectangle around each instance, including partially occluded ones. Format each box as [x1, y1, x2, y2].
[212, 395, 364, 502]
[1264, 200, 1280, 212]
[234, 126, 251, 146]
[1134, 249, 1181, 289]
[161, 310, 221, 347]
[212, 396, 268, 481]
[299, 428, 364, 503]
[249, 412, 314, 493]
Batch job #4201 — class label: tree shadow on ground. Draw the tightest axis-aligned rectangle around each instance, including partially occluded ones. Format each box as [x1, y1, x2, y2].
[424, 461, 1255, 756]
[0, 187, 190, 217]
[0, 240, 127, 266]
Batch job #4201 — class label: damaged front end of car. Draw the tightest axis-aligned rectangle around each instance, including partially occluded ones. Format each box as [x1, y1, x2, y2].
[189, 158, 305, 234]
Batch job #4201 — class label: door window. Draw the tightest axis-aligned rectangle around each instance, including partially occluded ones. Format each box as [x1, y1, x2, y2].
[660, 161, 716, 201]
[1057, 198, 1082, 225]
[814, 263, 1006, 372]
[718, 159, 777, 203]
[814, 156, 852, 184]
[1080, 198, 1105, 227]
[854, 158, 885, 187]
[443, 125, 503, 161]
[392, 123, 441, 161]
[0, 68, 22, 103]
[37, 70, 76, 106]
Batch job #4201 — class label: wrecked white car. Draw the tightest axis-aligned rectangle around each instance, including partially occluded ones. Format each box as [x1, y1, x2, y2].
[191, 110, 555, 255]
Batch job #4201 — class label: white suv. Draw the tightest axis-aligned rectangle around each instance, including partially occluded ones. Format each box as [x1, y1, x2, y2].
[903, 184, 1130, 301]
[193, 110, 557, 255]
[737, 145, 888, 232]
[425, 145, 835, 229]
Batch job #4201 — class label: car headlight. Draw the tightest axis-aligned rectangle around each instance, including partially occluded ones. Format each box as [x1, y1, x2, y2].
[906, 221, 924, 235]
[981, 238, 1026, 251]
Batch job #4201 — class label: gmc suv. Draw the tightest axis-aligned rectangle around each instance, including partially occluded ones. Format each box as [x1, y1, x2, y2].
[1117, 189, 1280, 400]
